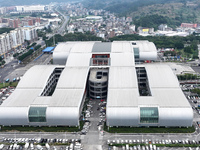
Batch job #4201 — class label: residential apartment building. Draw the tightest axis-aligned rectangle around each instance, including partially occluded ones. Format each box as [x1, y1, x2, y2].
[22, 27, 37, 42]
[0, 26, 37, 56]
[10, 28, 24, 48]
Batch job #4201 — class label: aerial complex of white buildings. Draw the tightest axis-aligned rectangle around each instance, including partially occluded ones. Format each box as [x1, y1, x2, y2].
[0, 41, 193, 127]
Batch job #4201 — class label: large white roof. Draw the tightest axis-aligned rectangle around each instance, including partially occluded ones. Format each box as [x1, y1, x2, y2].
[56, 67, 89, 89]
[53, 42, 75, 53]
[110, 53, 135, 67]
[17, 65, 57, 89]
[70, 42, 94, 53]
[108, 67, 137, 88]
[50, 89, 84, 107]
[111, 41, 133, 53]
[3, 66, 89, 108]
[107, 64, 191, 108]
[145, 64, 180, 88]
[2, 89, 41, 107]
[132, 40, 157, 52]
[152, 88, 190, 107]
[107, 89, 139, 107]
[66, 53, 92, 67]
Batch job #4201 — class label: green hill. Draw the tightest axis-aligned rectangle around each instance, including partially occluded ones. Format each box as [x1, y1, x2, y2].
[130, 2, 200, 27]
[84, 0, 200, 28]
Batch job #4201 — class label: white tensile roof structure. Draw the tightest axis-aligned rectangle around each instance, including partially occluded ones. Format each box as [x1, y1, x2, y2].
[0, 41, 193, 127]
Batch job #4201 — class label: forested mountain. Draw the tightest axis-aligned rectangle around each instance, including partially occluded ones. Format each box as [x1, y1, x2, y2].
[83, 0, 200, 28]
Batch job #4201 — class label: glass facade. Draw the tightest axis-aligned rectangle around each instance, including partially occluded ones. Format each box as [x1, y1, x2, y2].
[140, 107, 158, 123]
[28, 107, 47, 122]
[133, 48, 139, 59]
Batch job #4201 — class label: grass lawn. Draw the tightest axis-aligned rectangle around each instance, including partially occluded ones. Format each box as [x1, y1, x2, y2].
[104, 125, 195, 133]
[0, 82, 18, 89]
[0, 126, 80, 132]
[0, 121, 84, 132]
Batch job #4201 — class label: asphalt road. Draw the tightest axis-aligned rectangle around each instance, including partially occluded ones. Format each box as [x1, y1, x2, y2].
[82, 100, 105, 150]
[48, 7, 69, 38]
[55, 7, 69, 35]
[0, 58, 20, 83]
[56, 15, 69, 35]
[0, 54, 52, 83]
[192, 66, 200, 74]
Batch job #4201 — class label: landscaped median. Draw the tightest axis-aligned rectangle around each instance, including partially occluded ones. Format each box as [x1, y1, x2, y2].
[104, 125, 195, 133]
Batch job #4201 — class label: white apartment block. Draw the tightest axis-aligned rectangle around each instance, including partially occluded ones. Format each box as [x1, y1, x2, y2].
[16, 5, 46, 12]
[0, 7, 6, 14]
[0, 27, 37, 55]
[22, 27, 37, 41]
[10, 28, 24, 48]
[0, 33, 11, 55]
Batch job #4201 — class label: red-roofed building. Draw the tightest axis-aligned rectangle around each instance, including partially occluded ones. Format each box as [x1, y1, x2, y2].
[181, 23, 197, 28]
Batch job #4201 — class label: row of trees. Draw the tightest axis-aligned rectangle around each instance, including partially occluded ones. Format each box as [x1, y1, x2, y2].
[191, 88, 200, 95]
[18, 50, 34, 61]
[0, 56, 5, 67]
[110, 34, 199, 58]
[16, 42, 42, 61]
[0, 28, 14, 34]
[45, 32, 103, 46]
[27, 42, 37, 49]
[177, 74, 198, 80]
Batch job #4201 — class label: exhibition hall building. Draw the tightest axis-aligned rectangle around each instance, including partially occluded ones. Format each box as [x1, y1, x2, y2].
[0, 41, 193, 127]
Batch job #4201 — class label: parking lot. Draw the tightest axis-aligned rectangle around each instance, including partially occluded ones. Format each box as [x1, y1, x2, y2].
[0, 137, 82, 150]
[0, 86, 16, 105]
[108, 138, 200, 150]
[2, 53, 52, 83]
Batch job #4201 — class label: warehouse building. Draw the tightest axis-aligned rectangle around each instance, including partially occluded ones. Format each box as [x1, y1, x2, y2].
[0, 41, 193, 127]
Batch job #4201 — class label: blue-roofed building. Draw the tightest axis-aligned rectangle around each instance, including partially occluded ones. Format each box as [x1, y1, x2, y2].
[42, 47, 55, 53]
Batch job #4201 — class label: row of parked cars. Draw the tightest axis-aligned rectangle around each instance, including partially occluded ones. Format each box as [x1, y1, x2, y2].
[187, 95, 200, 100]
[108, 138, 200, 150]
[180, 84, 199, 91]
[98, 101, 106, 118]
[3, 138, 81, 144]
[97, 101, 106, 133]
[5, 77, 20, 83]
[111, 144, 158, 150]
[0, 141, 82, 150]
[0, 87, 15, 103]
[81, 121, 91, 135]
[108, 138, 200, 145]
